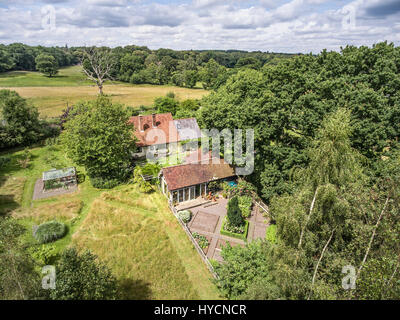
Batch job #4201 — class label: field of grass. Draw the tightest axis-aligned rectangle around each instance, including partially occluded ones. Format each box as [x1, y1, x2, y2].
[0, 144, 220, 300]
[0, 66, 209, 118]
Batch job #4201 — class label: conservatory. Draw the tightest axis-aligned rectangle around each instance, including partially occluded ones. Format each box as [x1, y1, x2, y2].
[160, 158, 235, 204]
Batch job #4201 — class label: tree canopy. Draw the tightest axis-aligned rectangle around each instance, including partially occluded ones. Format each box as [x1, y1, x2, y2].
[199, 41, 400, 202]
[60, 96, 137, 182]
[35, 53, 59, 77]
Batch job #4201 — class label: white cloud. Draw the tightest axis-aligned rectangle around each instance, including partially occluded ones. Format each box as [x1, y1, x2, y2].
[0, 0, 399, 53]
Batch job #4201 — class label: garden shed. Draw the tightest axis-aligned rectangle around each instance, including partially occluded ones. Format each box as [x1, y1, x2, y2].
[42, 167, 77, 190]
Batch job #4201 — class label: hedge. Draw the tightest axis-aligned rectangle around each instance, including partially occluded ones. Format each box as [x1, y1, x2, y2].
[220, 217, 249, 241]
[89, 176, 121, 189]
[33, 220, 67, 244]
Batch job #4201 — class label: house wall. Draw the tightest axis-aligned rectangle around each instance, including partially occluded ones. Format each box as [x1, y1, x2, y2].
[132, 142, 180, 159]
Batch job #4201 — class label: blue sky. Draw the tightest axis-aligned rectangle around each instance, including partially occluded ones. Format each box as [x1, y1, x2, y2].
[0, 0, 399, 53]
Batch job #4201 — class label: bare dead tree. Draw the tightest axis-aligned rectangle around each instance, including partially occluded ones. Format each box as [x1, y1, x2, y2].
[80, 47, 115, 95]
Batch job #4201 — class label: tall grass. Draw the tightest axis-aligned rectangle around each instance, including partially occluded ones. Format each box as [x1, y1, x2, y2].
[73, 198, 200, 299]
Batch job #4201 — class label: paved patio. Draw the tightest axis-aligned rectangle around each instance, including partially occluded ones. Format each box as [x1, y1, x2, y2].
[184, 197, 269, 262]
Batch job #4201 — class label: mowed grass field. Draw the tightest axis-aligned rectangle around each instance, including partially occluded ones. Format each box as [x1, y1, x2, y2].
[0, 145, 221, 300]
[0, 66, 209, 118]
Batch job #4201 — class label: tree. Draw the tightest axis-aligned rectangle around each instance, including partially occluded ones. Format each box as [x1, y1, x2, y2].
[183, 69, 198, 88]
[199, 58, 226, 90]
[235, 57, 262, 70]
[0, 90, 43, 149]
[119, 53, 145, 81]
[49, 248, 117, 300]
[213, 241, 272, 299]
[0, 218, 44, 300]
[154, 96, 179, 115]
[0, 46, 14, 72]
[80, 47, 116, 95]
[35, 53, 59, 77]
[226, 196, 244, 227]
[174, 99, 200, 119]
[60, 96, 136, 182]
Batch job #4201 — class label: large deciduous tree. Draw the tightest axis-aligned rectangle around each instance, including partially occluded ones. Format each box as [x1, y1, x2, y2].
[35, 53, 59, 77]
[60, 96, 136, 182]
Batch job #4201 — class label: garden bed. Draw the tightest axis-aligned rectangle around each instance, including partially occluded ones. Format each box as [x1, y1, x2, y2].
[220, 216, 249, 241]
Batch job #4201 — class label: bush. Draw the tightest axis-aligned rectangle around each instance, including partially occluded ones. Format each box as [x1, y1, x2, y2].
[0, 156, 10, 167]
[139, 180, 153, 193]
[192, 232, 209, 249]
[34, 221, 67, 244]
[178, 210, 192, 223]
[133, 166, 155, 193]
[29, 244, 58, 265]
[238, 196, 252, 218]
[89, 176, 121, 189]
[207, 180, 221, 193]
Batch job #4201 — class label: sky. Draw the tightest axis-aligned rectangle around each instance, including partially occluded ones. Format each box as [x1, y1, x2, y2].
[0, 0, 399, 53]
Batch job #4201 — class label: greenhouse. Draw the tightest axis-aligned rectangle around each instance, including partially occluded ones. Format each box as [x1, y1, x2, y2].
[42, 167, 77, 191]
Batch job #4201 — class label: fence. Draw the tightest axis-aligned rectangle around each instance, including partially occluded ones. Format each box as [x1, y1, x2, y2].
[253, 199, 270, 216]
[168, 201, 219, 279]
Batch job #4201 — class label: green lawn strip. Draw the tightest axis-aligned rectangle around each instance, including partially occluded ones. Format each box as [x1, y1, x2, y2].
[220, 216, 249, 241]
[266, 224, 277, 244]
[0, 66, 94, 87]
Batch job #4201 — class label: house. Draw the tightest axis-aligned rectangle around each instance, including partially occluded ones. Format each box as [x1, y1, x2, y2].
[129, 113, 201, 158]
[160, 157, 236, 204]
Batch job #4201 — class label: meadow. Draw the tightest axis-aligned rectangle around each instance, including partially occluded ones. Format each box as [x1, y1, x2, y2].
[0, 66, 208, 118]
[0, 144, 221, 300]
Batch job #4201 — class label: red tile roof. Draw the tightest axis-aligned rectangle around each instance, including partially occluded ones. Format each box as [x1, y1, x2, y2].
[129, 113, 180, 147]
[162, 158, 236, 190]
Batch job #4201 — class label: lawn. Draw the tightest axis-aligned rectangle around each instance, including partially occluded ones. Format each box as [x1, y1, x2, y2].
[0, 144, 220, 300]
[0, 66, 209, 118]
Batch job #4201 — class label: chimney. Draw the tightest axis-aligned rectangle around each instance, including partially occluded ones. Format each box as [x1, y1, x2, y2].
[139, 115, 144, 132]
[152, 113, 157, 128]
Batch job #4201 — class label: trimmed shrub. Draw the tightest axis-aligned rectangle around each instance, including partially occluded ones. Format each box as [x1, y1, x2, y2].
[227, 196, 244, 227]
[34, 220, 67, 244]
[178, 210, 192, 223]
